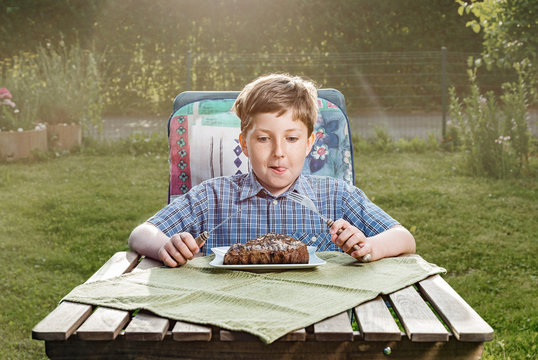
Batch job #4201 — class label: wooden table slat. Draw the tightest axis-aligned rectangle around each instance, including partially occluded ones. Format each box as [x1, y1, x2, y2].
[417, 274, 494, 342]
[313, 311, 353, 341]
[76, 255, 164, 342]
[220, 328, 306, 342]
[131, 256, 163, 273]
[85, 251, 140, 283]
[278, 328, 307, 341]
[173, 321, 212, 341]
[124, 312, 169, 341]
[76, 307, 130, 340]
[122, 256, 174, 341]
[32, 301, 92, 341]
[220, 330, 258, 342]
[32, 251, 139, 341]
[389, 285, 450, 342]
[353, 295, 402, 341]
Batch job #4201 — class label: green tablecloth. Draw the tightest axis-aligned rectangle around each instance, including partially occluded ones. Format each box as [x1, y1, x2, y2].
[64, 252, 445, 344]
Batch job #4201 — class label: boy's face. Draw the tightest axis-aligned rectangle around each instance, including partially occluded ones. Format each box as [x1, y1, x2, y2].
[239, 110, 315, 196]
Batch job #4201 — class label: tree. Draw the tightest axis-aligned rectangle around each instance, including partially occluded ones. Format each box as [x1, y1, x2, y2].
[456, 0, 537, 68]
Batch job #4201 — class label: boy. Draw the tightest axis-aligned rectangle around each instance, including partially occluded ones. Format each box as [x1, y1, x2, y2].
[129, 73, 415, 267]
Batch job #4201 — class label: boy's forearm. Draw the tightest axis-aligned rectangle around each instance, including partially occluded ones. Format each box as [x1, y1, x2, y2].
[366, 225, 416, 260]
[128, 222, 169, 261]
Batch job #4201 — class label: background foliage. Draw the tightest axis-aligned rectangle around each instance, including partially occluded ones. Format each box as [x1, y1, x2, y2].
[1, 0, 492, 116]
[1, 0, 483, 56]
[456, 0, 537, 69]
[2, 0, 534, 119]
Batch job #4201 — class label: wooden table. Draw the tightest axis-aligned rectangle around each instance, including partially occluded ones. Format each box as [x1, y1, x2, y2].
[33, 251, 494, 359]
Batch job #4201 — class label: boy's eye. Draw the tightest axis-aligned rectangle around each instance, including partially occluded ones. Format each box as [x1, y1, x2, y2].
[287, 137, 299, 143]
[257, 136, 269, 143]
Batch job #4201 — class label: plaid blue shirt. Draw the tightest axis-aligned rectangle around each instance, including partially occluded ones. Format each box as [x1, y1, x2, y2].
[149, 172, 399, 255]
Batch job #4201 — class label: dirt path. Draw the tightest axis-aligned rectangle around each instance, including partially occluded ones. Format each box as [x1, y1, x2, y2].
[95, 111, 537, 140]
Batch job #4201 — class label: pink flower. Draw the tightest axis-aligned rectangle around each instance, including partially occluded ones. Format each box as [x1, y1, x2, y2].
[1, 99, 16, 108]
[0, 88, 12, 99]
[315, 127, 326, 140]
[311, 144, 329, 160]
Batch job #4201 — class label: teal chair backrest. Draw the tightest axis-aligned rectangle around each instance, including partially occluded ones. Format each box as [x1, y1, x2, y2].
[167, 89, 354, 203]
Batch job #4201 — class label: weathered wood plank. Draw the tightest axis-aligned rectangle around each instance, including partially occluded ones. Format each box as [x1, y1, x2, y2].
[172, 321, 212, 341]
[220, 328, 306, 342]
[354, 295, 402, 341]
[121, 256, 171, 340]
[131, 256, 163, 273]
[417, 275, 494, 342]
[313, 312, 353, 341]
[219, 330, 259, 342]
[76, 307, 130, 340]
[85, 251, 140, 283]
[124, 312, 169, 341]
[389, 285, 449, 342]
[32, 251, 140, 341]
[278, 328, 307, 342]
[45, 335, 485, 360]
[32, 301, 92, 341]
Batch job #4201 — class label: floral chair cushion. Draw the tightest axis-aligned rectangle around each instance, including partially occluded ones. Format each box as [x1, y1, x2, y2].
[168, 95, 354, 203]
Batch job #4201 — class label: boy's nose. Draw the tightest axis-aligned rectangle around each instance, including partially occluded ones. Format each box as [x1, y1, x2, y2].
[273, 139, 285, 157]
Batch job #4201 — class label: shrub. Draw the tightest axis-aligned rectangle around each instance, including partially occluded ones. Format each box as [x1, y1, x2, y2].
[81, 132, 167, 157]
[352, 128, 439, 154]
[35, 43, 104, 130]
[0, 54, 42, 131]
[1, 43, 104, 133]
[448, 65, 533, 178]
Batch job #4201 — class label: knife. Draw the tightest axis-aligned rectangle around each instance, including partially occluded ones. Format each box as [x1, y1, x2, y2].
[287, 192, 369, 261]
[194, 209, 241, 246]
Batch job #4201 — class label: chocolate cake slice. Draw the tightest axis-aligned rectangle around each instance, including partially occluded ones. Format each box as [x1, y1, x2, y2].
[223, 233, 309, 265]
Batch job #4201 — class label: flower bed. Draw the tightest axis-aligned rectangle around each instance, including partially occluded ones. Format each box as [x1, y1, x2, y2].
[47, 123, 82, 151]
[0, 127, 48, 161]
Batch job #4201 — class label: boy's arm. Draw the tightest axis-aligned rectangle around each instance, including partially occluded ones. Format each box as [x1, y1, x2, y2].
[330, 221, 415, 261]
[128, 222, 204, 267]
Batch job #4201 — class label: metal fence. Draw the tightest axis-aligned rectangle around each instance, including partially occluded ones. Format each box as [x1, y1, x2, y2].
[97, 49, 536, 140]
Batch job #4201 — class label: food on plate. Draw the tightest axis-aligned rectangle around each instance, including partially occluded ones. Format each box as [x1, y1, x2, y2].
[223, 233, 309, 265]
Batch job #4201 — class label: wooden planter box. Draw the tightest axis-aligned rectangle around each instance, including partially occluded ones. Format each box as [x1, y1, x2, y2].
[0, 128, 48, 161]
[47, 123, 82, 151]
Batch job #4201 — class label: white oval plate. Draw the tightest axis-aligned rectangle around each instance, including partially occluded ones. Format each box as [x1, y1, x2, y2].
[209, 246, 326, 270]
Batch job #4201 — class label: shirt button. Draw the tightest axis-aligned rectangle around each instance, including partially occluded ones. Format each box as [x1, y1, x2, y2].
[311, 236, 317, 243]
[272, 199, 278, 205]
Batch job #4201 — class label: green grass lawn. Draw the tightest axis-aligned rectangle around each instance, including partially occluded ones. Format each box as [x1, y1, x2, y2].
[0, 150, 536, 359]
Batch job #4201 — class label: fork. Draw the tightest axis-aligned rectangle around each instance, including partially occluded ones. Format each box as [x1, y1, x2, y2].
[288, 192, 370, 261]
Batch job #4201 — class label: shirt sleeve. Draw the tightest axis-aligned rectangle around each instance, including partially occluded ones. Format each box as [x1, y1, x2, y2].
[147, 186, 207, 237]
[342, 182, 399, 237]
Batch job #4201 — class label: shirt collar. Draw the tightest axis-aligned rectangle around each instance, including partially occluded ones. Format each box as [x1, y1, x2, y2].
[239, 172, 317, 201]
[239, 172, 266, 201]
[288, 174, 317, 201]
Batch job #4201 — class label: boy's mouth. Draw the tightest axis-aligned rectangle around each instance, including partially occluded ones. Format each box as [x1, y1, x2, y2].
[270, 166, 287, 175]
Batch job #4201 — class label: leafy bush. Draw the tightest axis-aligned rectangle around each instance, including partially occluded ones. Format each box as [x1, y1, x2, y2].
[1, 43, 104, 132]
[448, 65, 533, 178]
[35, 44, 104, 130]
[0, 54, 42, 131]
[81, 132, 168, 157]
[0, 88, 19, 131]
[352, 127, 440, 154]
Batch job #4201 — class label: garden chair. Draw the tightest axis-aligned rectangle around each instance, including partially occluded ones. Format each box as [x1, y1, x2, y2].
[166, 89, 354, 203]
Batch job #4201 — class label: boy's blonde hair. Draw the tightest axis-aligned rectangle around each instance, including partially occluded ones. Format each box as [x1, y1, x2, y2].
[233, 73, 318, 135]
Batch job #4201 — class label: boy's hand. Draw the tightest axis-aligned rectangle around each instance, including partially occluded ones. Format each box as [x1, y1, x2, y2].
[329, 219, 373, 261]
[158, 232, 204, 267]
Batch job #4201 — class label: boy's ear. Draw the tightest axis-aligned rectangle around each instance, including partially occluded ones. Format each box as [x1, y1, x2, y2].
[305, 132, 315, 157]
[239, 132, 249, 158]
